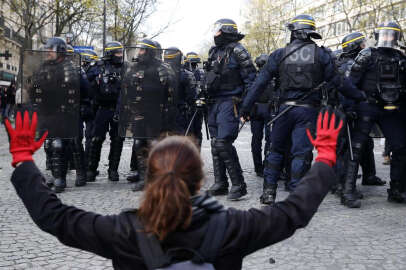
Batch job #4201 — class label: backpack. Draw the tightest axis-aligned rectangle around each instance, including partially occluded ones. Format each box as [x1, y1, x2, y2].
[134, 212, 227, 270]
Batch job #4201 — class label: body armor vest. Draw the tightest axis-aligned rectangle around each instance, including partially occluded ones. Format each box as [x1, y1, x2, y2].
[360, 49, 405, 107]
[207, 43, 243, 94]
[96, 62, 123, 105]
[279, 42, 323, 93]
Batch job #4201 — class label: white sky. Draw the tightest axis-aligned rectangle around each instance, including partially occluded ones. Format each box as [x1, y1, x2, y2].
[142, 0, 247, 54]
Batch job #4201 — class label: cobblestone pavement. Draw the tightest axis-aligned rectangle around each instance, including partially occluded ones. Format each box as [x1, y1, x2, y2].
[1, 125, 405, 270]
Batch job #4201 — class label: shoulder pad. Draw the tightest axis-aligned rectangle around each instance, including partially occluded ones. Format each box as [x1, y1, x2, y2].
[358, 47, 373, 58]
[185, 70, 196, 83]
[233, 44, 253, 67]
[352, 48, 373, 72]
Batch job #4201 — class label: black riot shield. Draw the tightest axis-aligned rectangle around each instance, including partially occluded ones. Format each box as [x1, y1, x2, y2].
[21, 50, 81, 139]
[118, 47, 179, 139]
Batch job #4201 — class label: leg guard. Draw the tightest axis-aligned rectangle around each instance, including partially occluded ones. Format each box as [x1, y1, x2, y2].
[108, 137, 124, 181]
[44, 139, 52, 171]
[342, 142, 362, 208]
[388, 148, 406, 203]
[50, 139, 67, 193]
[127, 140, 139, 182]
[131, 139, 148, 191]
[361, 138, 385, 186]
[71, 138, 87, 187]
[215, 139, 247, 200]
[208, 138, 229, 196]
[86, 137, 104, 182]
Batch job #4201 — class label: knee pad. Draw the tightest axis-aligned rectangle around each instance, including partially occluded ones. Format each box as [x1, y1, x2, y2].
[352, 142, 363, 161]
[134, 139, 148, 149]
[51, 139, 64, 152]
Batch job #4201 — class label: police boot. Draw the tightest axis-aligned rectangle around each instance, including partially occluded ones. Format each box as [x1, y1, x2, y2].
[86, 137, 104, 182]
[44, 139, 52, 170]
[341, 160, 361, 208]
[208, 139, 229, 196]
[387, 181, 406, 203]
[127, 143, 139, 183]
[260, 182, 277, 205]
[71, 139, 87, 187]
[108, 137, 124, 182]
[217, 140, 247, 201]
[50, 139, 68, 193]
[131, 144, 148, 192]
[387, 151, 406, 203]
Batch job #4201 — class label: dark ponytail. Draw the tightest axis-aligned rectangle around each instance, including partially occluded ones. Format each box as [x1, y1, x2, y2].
[138, 136, 204, 240]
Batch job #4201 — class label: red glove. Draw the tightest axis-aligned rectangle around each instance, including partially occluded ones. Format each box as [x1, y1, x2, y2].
[4, 111, 48, 167]
[306, 108, 344, 167]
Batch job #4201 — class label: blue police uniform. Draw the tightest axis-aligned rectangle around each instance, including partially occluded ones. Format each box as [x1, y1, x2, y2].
[86, 59, 125, 182]
[206, 40, 257, 200]
[334, 53, 385, 200]
[346, 46, 406, 205]
[249, 69, 273, 177]
[189, 67, 205, 147]
[241, 39, 365, 203]
[175, 68, 197, 133]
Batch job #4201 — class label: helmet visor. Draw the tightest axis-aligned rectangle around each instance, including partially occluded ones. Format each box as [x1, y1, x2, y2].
[377, 28, 399, 48]
[212, 22, 224, 36]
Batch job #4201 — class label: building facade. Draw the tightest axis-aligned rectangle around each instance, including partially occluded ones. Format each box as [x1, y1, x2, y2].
[244, 0, 406, 54]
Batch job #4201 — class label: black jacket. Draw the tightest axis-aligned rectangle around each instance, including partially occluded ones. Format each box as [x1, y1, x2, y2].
[11, 161, 336, 269]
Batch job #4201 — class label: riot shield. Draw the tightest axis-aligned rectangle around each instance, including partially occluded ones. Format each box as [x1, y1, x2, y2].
[118, 46, 179, 138]
[21, 50, 81, 139]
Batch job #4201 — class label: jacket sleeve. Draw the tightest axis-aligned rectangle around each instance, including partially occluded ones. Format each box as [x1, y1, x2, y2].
[233, 44, 257, 91]
[11, 161, 118, 259]
[241, 49, 282, 114]
[222, 162, 336, 257]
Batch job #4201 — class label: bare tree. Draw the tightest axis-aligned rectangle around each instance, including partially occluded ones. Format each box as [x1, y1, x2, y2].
[3, 0, 55, 49]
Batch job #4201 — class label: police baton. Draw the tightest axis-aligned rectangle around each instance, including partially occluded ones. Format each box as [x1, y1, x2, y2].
[238, 119, 247, 133]
[347, 123, 354, 161]
[185, 109, 198, 137]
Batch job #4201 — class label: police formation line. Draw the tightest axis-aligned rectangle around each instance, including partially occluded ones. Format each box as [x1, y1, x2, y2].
[20, 15, 406, 209]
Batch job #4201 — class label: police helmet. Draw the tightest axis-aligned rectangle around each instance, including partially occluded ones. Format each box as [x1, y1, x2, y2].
[255, 54, 268, 69]
[375, 21, 403, 49]
[81, 49, 98, 63]
[287, 15, 321, 40]
[133, 38, 158, 63]
[44, 37, 68, 53]
[212, 18, 245, 39]
[164, 46, 183, 67]
[341, 32, 366, 54]
[104, 41, 124, 64]
[186, 52, 201, 64]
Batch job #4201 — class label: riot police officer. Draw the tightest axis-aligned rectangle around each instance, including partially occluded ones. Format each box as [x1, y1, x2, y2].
[86, 41, 125, 182]
[345, 22, 406, 207]
[334, 32, 385, 201]
[164, 47, 197, 134]
[120, 39, 177, 191]
[185, 52, 205, 147]
[250, 54, 273, 177]
[205, 18, 257, 200]
[241, 15, 365, 204]
[38, 37, 87, 192]
[81, 49, 99, 72]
